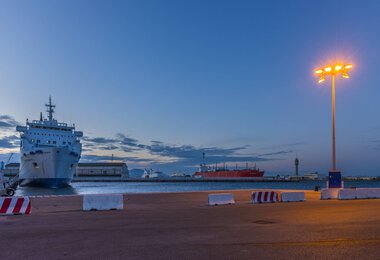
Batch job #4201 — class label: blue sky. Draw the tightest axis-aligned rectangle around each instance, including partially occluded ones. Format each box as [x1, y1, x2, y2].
[0, 0, 380, 175]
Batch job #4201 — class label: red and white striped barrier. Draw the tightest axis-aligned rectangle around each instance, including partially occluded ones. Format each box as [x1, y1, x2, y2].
[251, 191, 279, 204]
[0, 197, 31, 215]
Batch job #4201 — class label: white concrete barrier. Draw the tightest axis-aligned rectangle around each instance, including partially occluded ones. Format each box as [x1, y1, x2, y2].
[0, 197, 31, 215]
[363, 188, 380, 199]
[208, 193, 235, 206]
[338, 189, 357, 200]
[338, 188, 380, 200]
[280, 192, 305, 202]
[320, 188, 341, 200]
[251, 191, 279, 204]
[83, 194, 124, 211]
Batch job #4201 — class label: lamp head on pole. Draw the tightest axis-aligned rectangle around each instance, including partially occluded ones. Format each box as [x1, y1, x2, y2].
[314, 63, 353, 83]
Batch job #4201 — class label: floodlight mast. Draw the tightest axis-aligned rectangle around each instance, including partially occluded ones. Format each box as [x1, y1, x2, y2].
[314, 63, 353, 188]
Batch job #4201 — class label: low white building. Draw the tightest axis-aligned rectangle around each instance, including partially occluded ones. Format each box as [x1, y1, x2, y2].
[301, 172, 326, 180]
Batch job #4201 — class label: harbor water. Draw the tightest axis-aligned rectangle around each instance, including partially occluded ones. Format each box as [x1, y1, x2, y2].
[14, 180, 380, 196]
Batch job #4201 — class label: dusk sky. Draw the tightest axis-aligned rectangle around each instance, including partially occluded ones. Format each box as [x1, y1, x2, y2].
[1, 0, 380, 175]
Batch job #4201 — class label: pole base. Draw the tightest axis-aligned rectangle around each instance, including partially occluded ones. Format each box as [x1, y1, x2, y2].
[328, 171, 342, 188]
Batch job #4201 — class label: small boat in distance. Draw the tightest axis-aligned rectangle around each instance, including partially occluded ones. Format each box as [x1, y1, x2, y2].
[142, 169, 165, 179]
[193, 153, 264, 180]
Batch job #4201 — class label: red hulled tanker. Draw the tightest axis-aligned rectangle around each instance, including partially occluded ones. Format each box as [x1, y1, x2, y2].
[193, 153, 264, 180]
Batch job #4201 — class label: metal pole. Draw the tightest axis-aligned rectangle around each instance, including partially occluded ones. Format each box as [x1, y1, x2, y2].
[331, 74, 336, 171]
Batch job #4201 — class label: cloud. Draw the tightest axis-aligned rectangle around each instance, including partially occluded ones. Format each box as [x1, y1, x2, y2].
[0, 135, 19, 149]
[80, 154, 127, 162]
[102, 145, 119, 150]
[115, 133, 140, 147]
[81, 133, 286, 170]
[82, 136, 124, 151]
[80, 154, 155, 163]
[82, 133, 142, 152]
[366, 140, 380, 150]
[82, 136, 118, 145]
[258, 150, 293, 157]
[0, 115, 19, 129]
[260, 142, 306, 150]
[143, 141, 272, 167]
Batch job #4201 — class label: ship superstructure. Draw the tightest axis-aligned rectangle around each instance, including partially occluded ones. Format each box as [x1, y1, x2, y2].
[16, 97, 83, 187]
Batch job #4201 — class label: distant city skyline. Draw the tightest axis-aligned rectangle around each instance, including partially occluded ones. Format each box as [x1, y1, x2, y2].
[1, 1, 380, 175]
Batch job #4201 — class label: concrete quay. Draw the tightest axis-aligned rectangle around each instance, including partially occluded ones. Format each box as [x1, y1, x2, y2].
[0, 190, 379, 260]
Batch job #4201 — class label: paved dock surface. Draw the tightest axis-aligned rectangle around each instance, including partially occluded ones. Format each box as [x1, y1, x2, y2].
[1, 190, 380, 259]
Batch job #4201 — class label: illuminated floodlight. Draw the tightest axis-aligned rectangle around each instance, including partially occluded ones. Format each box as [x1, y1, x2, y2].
[318, 77, 325, 83]
[344, 64, 353, 69]
[334, 65, 342, 71]
[324, 66, 332, 72]
[342, 72, 349, 78]
[315, 69, 323, 74]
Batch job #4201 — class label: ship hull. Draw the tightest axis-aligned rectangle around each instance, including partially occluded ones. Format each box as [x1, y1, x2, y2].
[193, 169, 264, 179]
[19, 178, 72, 187]
[19, 147, 79, 188]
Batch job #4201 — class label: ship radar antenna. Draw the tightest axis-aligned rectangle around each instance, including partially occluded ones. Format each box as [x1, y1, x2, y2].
[45, 96, 56, 121]
[202, 152, 205, 166]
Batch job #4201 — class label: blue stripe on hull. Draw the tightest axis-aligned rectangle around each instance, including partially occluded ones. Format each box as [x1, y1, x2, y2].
[19, 178, 72, 188]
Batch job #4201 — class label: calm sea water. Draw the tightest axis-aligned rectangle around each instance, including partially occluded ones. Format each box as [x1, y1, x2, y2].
[14, 180, 380, 196]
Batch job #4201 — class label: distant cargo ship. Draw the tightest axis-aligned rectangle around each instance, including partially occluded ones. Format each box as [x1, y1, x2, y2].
[193, 153, 264, 180]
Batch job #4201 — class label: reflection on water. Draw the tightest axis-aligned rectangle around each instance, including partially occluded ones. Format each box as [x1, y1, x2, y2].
[14, 180, 380, 196]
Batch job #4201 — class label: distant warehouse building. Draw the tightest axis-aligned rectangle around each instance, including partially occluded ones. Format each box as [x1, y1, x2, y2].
[75, 162, 129, 178]
[1, 162, 129, 178]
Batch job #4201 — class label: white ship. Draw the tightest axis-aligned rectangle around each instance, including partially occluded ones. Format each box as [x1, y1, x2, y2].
[142, 169, 165, 179]
[16, 97, 83, 187]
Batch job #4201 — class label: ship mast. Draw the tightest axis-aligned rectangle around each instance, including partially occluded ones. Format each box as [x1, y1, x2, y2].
[45, 96, 55, 121]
